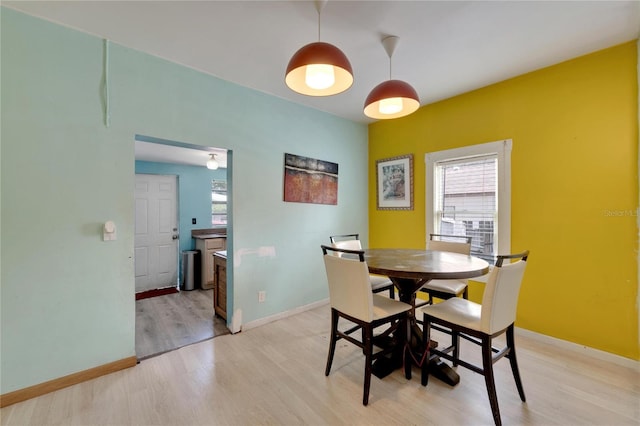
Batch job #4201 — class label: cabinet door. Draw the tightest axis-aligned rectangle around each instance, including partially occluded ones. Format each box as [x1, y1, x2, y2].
[202, 249, 215, 289]
[195, 238, 225, 290]
[205, 238, 225, 250]
[214, 255, 227, 319]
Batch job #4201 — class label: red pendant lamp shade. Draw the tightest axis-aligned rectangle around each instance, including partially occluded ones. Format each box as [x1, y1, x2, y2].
[285, 41, 354, 96]
[285, 0, 353, 96]
[364, 35, 420, 120]
[364, 79, 419, 119]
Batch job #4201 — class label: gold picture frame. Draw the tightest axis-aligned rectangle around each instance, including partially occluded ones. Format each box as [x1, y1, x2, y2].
[376, 154, 413, 210]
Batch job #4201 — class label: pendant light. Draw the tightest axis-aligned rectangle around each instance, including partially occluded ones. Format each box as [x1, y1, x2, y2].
[364, 36, 420, 119]
[206, 154, 219, 170]
[285, 0, 353, 96]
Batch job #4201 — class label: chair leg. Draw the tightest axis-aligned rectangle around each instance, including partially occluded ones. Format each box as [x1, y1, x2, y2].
[482, 336, 502, 426]
[403, 316, 412, 380]
[363, 324, 373, 406]
[462, 287, 468, 299]
[325, 309, 339, 376]
[506, 324, 526, 402]
[421, 315, 431, 386]
[452, 330, 460, 367]
[389, 285, 395, 300]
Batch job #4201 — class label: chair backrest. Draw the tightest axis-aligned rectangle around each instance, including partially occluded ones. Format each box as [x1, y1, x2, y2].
[321, 245, 374, 322]
[428, 234, 471, 255]
[329, 233, 360, 243]
[330, 234, 363, 253]
[480, 251, 529, 333]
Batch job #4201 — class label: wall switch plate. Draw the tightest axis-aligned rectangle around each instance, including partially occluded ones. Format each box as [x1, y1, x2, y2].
[258, 291, 266, 303]
[192, 218, 197, 224]
[103, 221, 117, 241]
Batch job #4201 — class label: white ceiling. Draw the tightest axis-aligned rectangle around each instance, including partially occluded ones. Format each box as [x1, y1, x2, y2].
[5, 0, 639, 165]
[135, 141, 228, 168]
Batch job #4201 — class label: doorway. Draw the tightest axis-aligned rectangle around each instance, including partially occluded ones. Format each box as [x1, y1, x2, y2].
[134, 135, 231, 359]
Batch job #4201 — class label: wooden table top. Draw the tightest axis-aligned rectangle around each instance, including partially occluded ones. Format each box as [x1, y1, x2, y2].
[364, 248, 490, 282]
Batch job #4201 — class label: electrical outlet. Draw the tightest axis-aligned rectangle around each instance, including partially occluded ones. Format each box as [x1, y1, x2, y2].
[258, 291, 266, 303]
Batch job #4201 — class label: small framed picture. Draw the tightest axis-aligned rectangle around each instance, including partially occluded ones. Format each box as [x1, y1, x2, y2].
[376, 154, 413, 210]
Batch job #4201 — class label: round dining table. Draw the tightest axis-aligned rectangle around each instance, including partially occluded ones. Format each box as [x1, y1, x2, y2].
[365, 248, 490, 303]
[363, 248, 490, 383]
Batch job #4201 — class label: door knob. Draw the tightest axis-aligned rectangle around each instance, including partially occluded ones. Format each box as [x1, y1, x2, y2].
[172, 235, 179, 240]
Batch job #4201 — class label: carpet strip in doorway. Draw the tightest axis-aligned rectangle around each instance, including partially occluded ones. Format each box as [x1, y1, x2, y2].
[135, 287, 179, 300]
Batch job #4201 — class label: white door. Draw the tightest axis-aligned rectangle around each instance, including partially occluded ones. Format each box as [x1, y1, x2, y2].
[134, 174, 179, 293]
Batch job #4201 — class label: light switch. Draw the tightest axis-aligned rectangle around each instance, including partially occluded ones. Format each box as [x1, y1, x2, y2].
[103, 221, 117, 241]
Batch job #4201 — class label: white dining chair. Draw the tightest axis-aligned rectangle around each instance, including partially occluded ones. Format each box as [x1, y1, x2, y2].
[321, 244, 411, 405]
[329, 234, 395, 299]
[418, 251, 530, 426]
[420, 233, 472, 304]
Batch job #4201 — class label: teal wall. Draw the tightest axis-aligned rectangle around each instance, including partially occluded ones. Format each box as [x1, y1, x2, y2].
[134, 160, 227, 257]
[1, 8, 368, 395]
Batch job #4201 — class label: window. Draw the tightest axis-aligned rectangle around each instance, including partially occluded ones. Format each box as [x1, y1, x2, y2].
[426, 140, 512, 264]
[211, 179, 227, 226]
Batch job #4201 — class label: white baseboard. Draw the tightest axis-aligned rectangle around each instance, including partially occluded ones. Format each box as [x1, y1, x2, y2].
[515, 327, 639, 370]
[241, 298, 329, 332]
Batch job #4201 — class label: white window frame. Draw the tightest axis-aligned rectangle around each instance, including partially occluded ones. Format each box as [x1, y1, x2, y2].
[211, 179, 227, 226]
[425, 139, 512, 279]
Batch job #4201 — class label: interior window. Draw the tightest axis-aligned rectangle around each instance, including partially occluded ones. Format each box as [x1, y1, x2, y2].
[426, 140, 512, 264]
[212, 179, 227, 226]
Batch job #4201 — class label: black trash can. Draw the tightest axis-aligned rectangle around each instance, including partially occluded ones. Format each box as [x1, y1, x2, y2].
[182, 250, 200, 291]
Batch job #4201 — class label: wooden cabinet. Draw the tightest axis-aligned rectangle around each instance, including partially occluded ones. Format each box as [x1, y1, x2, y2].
[195, 237, 226, 290]
[213, 252, 227, 319]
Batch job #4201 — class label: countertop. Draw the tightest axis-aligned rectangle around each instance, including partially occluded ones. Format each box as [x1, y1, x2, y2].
[192, 234, 227, 240]
[191, 228, 227, 239]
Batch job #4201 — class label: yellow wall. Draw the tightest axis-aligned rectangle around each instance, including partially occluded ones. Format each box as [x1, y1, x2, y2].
[369, 41, 639, 360]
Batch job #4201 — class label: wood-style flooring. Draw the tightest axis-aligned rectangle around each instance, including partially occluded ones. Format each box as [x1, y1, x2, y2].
[135, 288, 229, 360]
[2, 304, 638, 425]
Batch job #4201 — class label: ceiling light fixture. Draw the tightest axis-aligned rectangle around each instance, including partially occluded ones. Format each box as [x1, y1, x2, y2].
[285, 0, 353, 96]
[364, 35, 420, 120]
[206, 154, 219, 170]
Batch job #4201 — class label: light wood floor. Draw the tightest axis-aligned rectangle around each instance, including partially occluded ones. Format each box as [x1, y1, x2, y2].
[135, 289, 229, 360]
[2, 304, 638, 425]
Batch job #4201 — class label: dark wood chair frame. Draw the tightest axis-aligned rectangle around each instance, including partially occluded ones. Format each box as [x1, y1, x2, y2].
[321, 245, 411, 406]
[329, 233, 396, 299]
[421, 251, 529, 426]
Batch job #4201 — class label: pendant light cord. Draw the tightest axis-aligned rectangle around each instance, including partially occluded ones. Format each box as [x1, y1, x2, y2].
[382, 35, 399, 81]
[315, 0, 327, 41]
[104, 39, 111, 128]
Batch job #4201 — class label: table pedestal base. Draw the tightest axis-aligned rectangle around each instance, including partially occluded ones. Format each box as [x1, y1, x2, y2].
[372, 356, 459, 386]
[429, 359, 460, 386]
[371, 355, 399, 379]
[371, 347, 460, 386]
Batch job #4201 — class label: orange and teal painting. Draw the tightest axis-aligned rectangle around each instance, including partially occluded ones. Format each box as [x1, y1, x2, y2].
[283, 153, 338, 205]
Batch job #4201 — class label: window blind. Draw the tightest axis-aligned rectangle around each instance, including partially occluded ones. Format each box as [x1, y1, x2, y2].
[434, 154, 498, 262]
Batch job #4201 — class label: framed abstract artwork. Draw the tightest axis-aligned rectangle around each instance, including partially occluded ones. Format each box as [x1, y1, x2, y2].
[283, 153, 338, 205]
[376, 154, 413, 210]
